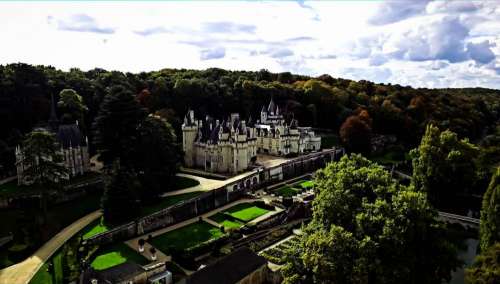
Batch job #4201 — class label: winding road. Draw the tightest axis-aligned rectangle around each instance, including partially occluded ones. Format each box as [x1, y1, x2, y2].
[0, 210, 102, 284]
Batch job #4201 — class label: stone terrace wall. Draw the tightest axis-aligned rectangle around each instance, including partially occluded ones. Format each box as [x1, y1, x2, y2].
[85, 148, 344, 246]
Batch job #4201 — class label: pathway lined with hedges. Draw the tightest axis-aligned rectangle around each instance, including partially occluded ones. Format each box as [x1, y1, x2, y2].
[0, 210, 102, 284]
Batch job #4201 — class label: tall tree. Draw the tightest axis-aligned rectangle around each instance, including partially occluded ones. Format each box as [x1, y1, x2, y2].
[57, 88, 88, 124]
[101, 166, 140, 224]
[465, 243, 500, 284]
[135, 115, 181, 202]
[339, 110, 372, 154]
[92, 85, 146, 167]
[19, 131, 68, 219]
[282, 154, 459, 284]
[480, 167, 500, 251]
[410, 124, 480, 208]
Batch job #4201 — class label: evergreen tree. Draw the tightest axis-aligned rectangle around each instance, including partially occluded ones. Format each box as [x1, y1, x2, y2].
[480, 167, 500, 251]
[282, 154, 459, 284]
[135, 115, 181, 202]
[20, 131, 68, 220]
[101, 166, 140, 224]
[92, 85, 146, 167]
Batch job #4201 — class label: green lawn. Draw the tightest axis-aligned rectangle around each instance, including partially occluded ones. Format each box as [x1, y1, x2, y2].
[209, 213, 244, 229]
[298, 180, 314, 189]
[140, 191, 203, 217]
[82, 218, 109, 240]
[275, 185, 301, 197]
[224, 203, 271, 222]
[150, 221, 224, 253]
[29, 250, 63, 284]
[90, 243, 149, 271]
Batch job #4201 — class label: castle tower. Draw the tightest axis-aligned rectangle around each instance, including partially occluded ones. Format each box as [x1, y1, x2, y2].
[260, 106, 267, 124]
[182, 109, 198, 167]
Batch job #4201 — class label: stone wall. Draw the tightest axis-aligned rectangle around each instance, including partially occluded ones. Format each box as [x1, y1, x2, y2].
[86, 148, 344, 246]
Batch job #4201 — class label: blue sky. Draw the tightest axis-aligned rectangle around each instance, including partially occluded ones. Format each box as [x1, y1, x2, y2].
[1, 1, 499, 89]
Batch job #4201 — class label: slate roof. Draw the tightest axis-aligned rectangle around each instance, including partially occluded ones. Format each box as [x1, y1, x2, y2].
[182, 247, 267, 284]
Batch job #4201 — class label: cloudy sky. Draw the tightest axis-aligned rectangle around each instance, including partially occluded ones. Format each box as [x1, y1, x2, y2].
[1, 1, 500, 89]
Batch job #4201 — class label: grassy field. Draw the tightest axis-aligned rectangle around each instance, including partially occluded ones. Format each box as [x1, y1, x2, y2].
[81, 218, 109, 240]
[139, 191, 203, 217]
[90, 243, 149, 271]
[297, 180, 314, 189]
[224, 203, 270, 222]
[29, 250, 63, 284]
[275, 185, 301, 197]
[150, 221, 224, 253]
[209, 212, 244, 230]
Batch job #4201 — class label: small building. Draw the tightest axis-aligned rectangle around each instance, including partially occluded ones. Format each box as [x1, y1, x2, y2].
[179, 247, 269, 284]
[15, 94, 90, 185]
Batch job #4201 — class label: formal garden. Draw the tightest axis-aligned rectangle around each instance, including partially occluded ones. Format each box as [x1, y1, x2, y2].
[274, 179, 315, 197]
[208, 201, 274, 229]
[150, 221, 225, 253]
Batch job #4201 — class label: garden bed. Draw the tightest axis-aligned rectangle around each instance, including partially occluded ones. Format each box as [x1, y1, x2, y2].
[223, 202, 271, 222]
[274, 185, 302, 197]
[209, 213, 244, 230]
[150, 221, 224, 254]
[90, 243, 149, 271]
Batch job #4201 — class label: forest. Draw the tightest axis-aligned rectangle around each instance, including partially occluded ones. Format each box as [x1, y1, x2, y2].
[0, 63, 499, 194]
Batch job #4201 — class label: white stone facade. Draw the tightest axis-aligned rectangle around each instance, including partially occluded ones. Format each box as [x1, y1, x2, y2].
[183, 111, 257, 174]
[182, 99, 321, 174]
[15, 124, 91, 185]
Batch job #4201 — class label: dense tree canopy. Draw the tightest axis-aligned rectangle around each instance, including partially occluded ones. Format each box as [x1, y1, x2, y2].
[282, 154, 459, 284]
[92, 85, 146, 167]
[466, 243, 500, 284]
[135, 114, 181, 202]
[57, 88, 88, 124]
[411, 124, 480, 208]
[101, 166, 140, 224]
[20, 131, 68, 218]
[0, 63, 499, 181]
[480, 167, 500, 251]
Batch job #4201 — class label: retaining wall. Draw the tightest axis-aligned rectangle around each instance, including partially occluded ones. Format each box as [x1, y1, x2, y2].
[85, 148, 343, 245]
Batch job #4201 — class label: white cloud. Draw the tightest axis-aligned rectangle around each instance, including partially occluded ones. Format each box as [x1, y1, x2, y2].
[0, 1, 498, 88]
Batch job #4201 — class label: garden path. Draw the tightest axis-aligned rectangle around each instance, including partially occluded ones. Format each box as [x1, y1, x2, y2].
[0, 210, 102, 284]
[160, 170, 258, 197]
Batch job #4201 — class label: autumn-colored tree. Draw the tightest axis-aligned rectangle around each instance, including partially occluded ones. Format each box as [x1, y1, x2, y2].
[340, 110, 372, 154]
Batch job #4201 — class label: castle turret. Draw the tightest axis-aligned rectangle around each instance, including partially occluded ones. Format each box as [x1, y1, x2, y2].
[182, 109, 198, 167]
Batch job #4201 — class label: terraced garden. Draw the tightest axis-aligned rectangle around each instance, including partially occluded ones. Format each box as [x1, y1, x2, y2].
[209, 212, 244, 230]
[260, 236, 299, 265]
[150, 221, 224, 253]
[274, 179, 315, 197]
